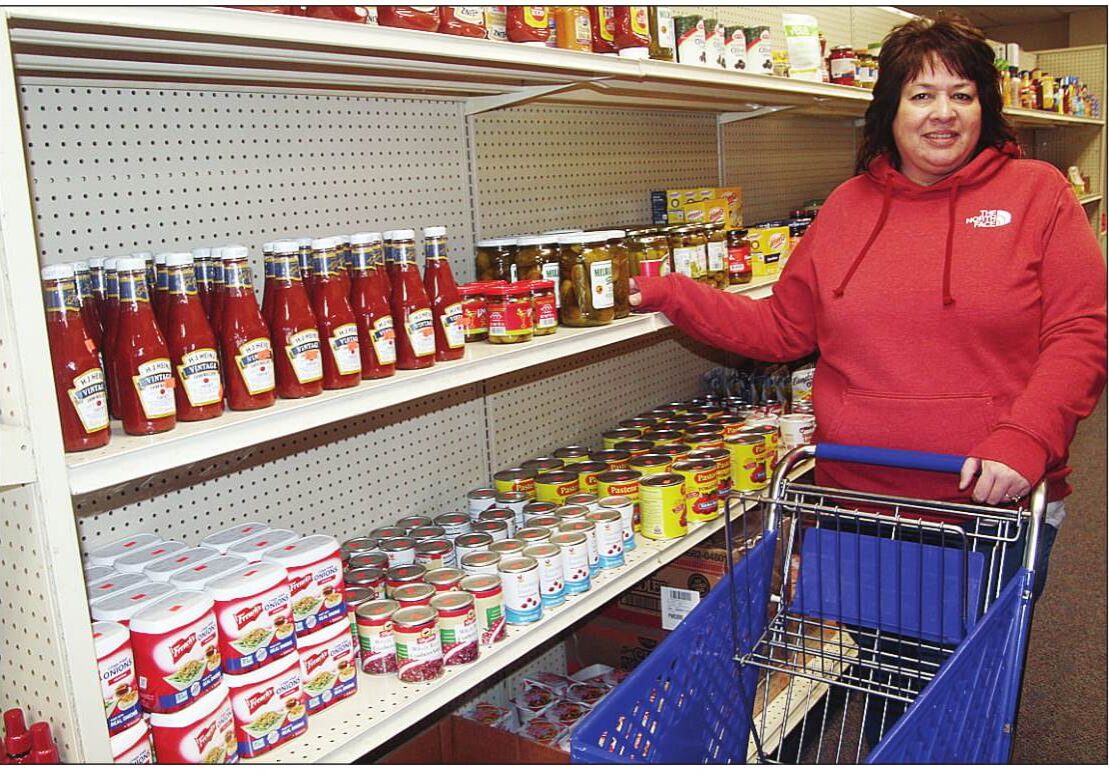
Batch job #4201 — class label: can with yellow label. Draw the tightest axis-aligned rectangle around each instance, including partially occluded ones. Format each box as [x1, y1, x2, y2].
[628, 453, 673, 478]
[671, 459, 719, 522]
[534, 470, 580, 506]
[638, 473, 687, 540]
[493, 467, 537, 498]
[726, 433, 769, 491]
[614, 439, 654, 456]
[741, 422, 781, 472]
[601, 427, 643, 449]
[552, 446, 590, 465]
[597, 468, 642, 532]
[641, 430, 683, 448]
[689, 447, 731, 499]
[589, 449, 633, 471]
[567, 461, 608, 496]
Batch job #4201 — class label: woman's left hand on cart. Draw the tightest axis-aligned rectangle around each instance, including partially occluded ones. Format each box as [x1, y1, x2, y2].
[959, 457, 1031, 504]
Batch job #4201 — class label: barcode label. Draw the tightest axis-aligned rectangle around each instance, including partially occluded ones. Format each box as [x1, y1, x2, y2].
[661, 586, 701, 630]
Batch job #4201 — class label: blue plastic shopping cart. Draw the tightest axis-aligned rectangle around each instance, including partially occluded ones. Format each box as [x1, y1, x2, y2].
[572, 443, 1046, 765]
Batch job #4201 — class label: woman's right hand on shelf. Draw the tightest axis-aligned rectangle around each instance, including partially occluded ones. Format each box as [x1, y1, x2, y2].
[628, 277, 642, 309]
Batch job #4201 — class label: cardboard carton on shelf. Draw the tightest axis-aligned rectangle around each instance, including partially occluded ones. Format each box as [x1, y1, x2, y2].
[378, 714, 568, 765]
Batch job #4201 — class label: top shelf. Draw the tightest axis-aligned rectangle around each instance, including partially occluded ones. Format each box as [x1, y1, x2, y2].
[5, 6, 1104, 126]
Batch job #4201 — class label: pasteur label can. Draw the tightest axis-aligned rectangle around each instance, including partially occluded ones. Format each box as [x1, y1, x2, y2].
[671, 459, 719, 522]
[639, 473, 688, 540]
[726, 433, 770, 491]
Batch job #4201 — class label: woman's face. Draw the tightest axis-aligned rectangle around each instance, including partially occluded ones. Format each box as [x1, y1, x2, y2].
[892, 59, 983, 186]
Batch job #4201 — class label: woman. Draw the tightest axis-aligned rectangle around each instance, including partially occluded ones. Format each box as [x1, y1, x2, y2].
[632, 14, 1105, 578]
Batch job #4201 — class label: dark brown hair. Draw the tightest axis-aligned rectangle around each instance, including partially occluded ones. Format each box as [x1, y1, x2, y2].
[855, 13, 1018, 173]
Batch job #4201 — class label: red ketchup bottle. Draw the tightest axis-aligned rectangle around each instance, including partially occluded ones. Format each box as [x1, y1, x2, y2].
[507, 6, 550, 44]
[335, 235, 353, 301]
[612, 6, 650, 58]
[260, 241, 276, 330]
[589, 6, 618, 54]
[296, 237, 316, 304]
[310, 237, 362, 390]
[28, 722, 59, 765]
[389, 229, 437, 370]
[304, 5, 371, 23]
[378, 6, 441, 31]
[111, 257, 176, 435]
[439, 6, 487, 37]
[383, 231, 399, 292]
[349, 232, 397, 380]
[87, 256, 108, 323]
[219, 246, 276, 410]
[3, 709, 30, 764]
[191, 247, 215, 322]
[421, 226, 465, 362]
[208, 246, 227, 337]
[101, 256, 124, 419]
[163, 253, 223, 422]
[153, 253, 170, 331]
[41, 264, 110, 452]
[72, 260, 104, 353]
[268, 239, 324, 399]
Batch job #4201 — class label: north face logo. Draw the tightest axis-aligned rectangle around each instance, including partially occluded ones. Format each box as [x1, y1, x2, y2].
[965, 209, 1012, 228]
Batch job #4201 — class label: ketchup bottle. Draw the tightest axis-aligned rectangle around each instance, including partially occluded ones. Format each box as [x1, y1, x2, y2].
[589, 6, 618, 54]
[101, 256, 125, 419]
[135, 251, 156, 303]
[261, 241, 276, 329]
[390, 229, 437, 370]
[220, 246, 276, 410]
[421, 226, 465, 362]
[153, 253, 170, 330]
[191, 247, 215, 321]
[296, 237, 316, 302]
[87, 256, 108, 318]
[384, 231, 399, 289]
[163, 253, 223, 422]
[506, 6, 550, 44]
[28, 722, 59, 765]
[208, 247, 227, 336]
[269, 240, 324, 398]
[310, 237, 362, 390]
[3, 709, 30, 764]
[334, 235, 353, 301]
[375, 234, 393, 299]
[349, 232, 397, 380]
[304, 5, 370, 23]
[41, 264, 110, 452]
[72, 260, 104, 352]
[112, 257, 176, 435]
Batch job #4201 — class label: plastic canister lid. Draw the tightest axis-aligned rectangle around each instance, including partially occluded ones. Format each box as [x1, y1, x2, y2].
[84, 564, 117, 583]
[200, 522, 271, 554]
[226, 529, 299, 562]
[261, 534, 340, 569]
[40, 263, 75, 281]
[164, 252, 194, 267]
[168, 555, 249, 592]
[109, 716, 150, 759]
[115, 257, 147, 272]
[310, 236, 337, 251]
[149, 683, 228, 729]
[87, 533, 162, 567]
[204, 560, 287, 602]
[222, 651, 298, 690]
[105, 256, 128, 268]
[422, 226, 446, 238]
[128, 589, 215, 636]
[514, 234, 557, 247]
[143, 546, 222, 583]
[476, 237, 517, 248]
[113, 540, 188, 574]
[580, 231, 610, 244]
[87, 572, 150, 605]
[89, 584, 175, 623]
[262, 242, 275, 253]
[271, 239, 299, 255]
[191, 247, 211, 259]
[72, 260, 91, 272]
[295, 617, 348, 650]
[349, 232, 382, 246]
[88, 256, 106, 269]
[221, 244, 249, 260]
[382, 230, 396, 241]
[154, 253, 168, 265]
[392, 229, 415, 240]
[557, 232, 586, 245]
[91, 620, 130, 659]
[133, 251, 154, 260]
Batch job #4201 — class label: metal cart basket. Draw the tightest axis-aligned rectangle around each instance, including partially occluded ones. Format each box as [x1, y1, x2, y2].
[571, 443, 1046, 765]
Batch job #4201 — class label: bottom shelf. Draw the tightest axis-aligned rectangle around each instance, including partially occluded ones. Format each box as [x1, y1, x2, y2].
[256, 461, 813, 763]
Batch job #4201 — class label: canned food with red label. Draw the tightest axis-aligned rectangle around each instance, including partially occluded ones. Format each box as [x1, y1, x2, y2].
[522, 544, 566, 607]
[550, 532, 591, 595]
[385, 564, 427, 598]
[223, 653, 306, 758]
[495, 491, 530, 532]
[392, 582, 436, 609]
[378, 537, 418, 568]
[347, 551, 389, 572]
[369, 526, 407, 543]
[415, 539, 456, 570]
[434, 511, 472, 537]
[489, 538, 527, 561]
[460, 549, 502, 576]
[471, 518, 511, 542]
[296, 620, 357, 714]
[523, 501, 558, 522]
[467, 487, 499, 520]
[534, 470, 580, 505]
[726, 433, 768, 491]
[355, 599, 399, 674]
[147, 684, 238, 764]
[557, 519, 600, 574]
[672, 459, 719, 522]
[93, 621, 141, 737]
[460, 574, 505, 645]
[408, 526, 447, 542]
[586, 509, 625, 568]
[205, 561, 297, 675]
[392, 605, 444, 683]
[431, 592, 479, 665]
[498, 557, 543, 625]
[344, 587, 376, 662]
[639, 473, 688, 540]
[425, 567, 466, 593]
[394, 515, 432, 532]
[340, 536, 377, 562]
[455, 532, 495, 556]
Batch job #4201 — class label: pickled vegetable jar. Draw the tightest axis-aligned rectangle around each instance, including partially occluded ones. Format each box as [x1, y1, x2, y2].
[668, 225, 707, 282]
[627, 228, 671, 278]
[475, 237, 517, 282]
[485, 282, 534, 344]
[559, 232, 615, 327]
[704, 221, 728, 289]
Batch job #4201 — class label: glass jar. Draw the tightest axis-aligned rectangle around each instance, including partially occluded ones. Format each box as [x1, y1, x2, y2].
[528, 280, 558, 336]
[485, 282, 534, 344]
[726, 229, 753, 285]
[788, 219, 812, 256]
[559, 232, 615, 327]
[459, 282, 488, 342]
[475, 237, 517, 282]
[627, 228, 672, 278]
[605, 230, 630, 319]
[829, 45, 856, 86]
[668, 225, 707, 282]
[704, 221, 728, 289]
[514, 234, 561, 294]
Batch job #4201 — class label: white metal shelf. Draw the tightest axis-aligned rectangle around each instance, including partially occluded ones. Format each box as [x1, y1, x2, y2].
[63, 280, 778, 496]
[254, 464, 811, 764]
[1002, 106, 1104, 128]
[1078, 193, 1103, 205]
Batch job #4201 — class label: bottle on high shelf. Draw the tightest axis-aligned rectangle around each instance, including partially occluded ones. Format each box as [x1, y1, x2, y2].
[219, 246, 276, 410]
[269, 239, 324, 399]
[309, 236, 362, 390]
[163, 253, 223, 422]
[349, 232, 397, 380]
[422, 226, 465, 362]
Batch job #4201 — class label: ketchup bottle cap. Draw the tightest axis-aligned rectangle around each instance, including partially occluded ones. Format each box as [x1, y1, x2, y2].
[3, 708, 30, 757]
[30, 722, 59, 764]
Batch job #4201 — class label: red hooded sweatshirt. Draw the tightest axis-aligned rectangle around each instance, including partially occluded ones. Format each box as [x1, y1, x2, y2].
[637, 143, 1107, 504]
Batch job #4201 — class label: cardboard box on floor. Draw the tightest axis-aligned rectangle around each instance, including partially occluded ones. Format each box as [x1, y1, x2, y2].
[378, 714, 569, 765]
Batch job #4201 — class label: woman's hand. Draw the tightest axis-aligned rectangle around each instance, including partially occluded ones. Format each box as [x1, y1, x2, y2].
[628, 276, 642, 308]
[958, 457, 1031, 504]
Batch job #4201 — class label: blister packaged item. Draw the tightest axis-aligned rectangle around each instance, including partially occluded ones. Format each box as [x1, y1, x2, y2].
[522, 671, 573, 695]
[544, 699, 592, 728]
[570, 663, 628, 688]
[457, 702, 513, 729]
[510, 683, 558, 726]
[565, 681, 609, 706]
[517, 717, 568, 747]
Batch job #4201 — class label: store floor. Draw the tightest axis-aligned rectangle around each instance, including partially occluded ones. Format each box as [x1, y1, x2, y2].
[1012, 395, 1107, 764]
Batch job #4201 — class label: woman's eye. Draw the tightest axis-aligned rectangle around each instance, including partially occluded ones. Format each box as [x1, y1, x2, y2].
[911, 93, 931, 100]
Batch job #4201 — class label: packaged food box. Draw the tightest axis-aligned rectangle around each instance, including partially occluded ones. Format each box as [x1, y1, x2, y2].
[543, 699, 592, 728]
[510, 683, 557, 726]
[516, 717, 569, 748]
[457, 702, 513, 729]
[570, 663, 629, 688]
[651, 186, 743, 228]
[747, 224, 790, 277]
[522, 671, 573, 695]
[565, 681, 609, 706]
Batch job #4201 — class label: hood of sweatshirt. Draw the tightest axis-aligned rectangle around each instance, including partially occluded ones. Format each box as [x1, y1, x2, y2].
[834, 141, 1022, 305]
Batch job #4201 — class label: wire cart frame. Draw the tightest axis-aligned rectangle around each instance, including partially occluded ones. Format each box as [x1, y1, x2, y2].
[571, 443, 1046, 765]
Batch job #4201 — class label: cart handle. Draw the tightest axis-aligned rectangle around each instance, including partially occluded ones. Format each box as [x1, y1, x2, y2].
[814, 443, 965, 473]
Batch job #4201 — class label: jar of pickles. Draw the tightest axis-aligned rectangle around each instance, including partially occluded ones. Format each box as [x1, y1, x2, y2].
[626, 228, 672, 278]
[475, 237, 517, 282]
[514, 235, 561, 284]
[559, 232, 615, 327]
[486, 282, 534, 344]
[668, 225, 707, 282]
[604, 230, 630, 319]
[704, 221, 728, 289]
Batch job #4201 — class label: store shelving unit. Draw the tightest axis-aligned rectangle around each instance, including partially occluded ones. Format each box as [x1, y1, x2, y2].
[0, 5, 1102, 765]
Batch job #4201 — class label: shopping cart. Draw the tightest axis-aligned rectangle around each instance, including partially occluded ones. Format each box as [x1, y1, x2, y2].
[571, 443, 1046, 765]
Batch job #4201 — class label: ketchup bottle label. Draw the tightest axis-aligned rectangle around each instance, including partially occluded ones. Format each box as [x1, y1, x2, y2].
[68, 367, 110, 433]
[176, 348, 222, 407]
[406, 308, 437, 358]
[132, 358, 176, 419]
[235, 338, 276, 395]
[286, 328, 324, 384]
[329, 322, 362, 376]
[370, 316, 397, 365]
[441, 302, 465, 349]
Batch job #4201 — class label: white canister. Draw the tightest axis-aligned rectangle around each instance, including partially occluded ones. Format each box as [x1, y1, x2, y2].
[200, 522, 272, 554]
[467, 487, 498, 520]
[226, 528, 299, 563]
[586, 510, 626, 569]
[85, 564, 118, 584]
[205, 561, 296, 675]
[297, 620, 358, 715]
[148, 684, 238, 764]
[86, 533, 161, 567]
[92, 620, 142, 737]
[223, 652, 307, 758]
[550, 533, 591, 596]
[113, 540, 188, 575]
[494, 491, 530, 532]
[110, 716, 154, 764]
[558, 520, 600, 576]
[144, 546, 222, 583]
[522, 544, 566, 608]
[597, 495, 636, 552]
[262, 535, 345, 638]
[169, 555, 249, 592]
[779, 412, 816, 455]
[87, 572, 149, 606]
[498, 556, 542, 625]
[89, 583, 175, 627]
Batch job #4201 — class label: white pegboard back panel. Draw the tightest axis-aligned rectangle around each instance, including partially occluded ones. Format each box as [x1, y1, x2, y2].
[73, 386, 490, 550]
[472, 105, 718, 238]
[722, 112, 857, 222]
[19, 83, 478, 284]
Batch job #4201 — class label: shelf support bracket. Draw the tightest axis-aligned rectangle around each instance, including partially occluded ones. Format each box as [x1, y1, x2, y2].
[464, 77, 614, 116]
[0, 425, 36, 486]
[718, 105, 796, 125]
